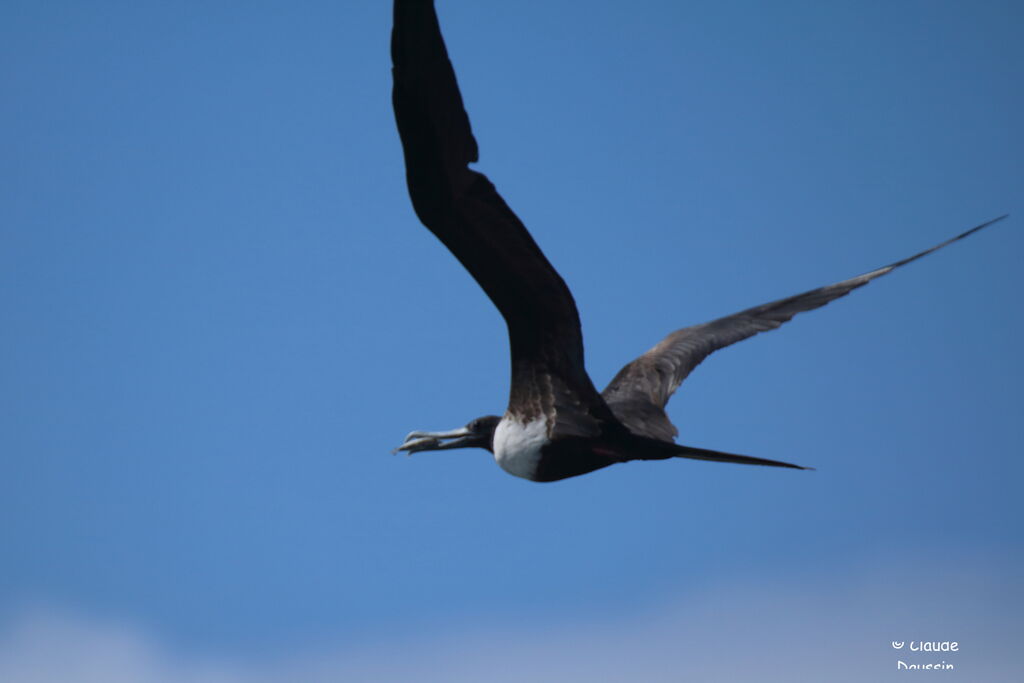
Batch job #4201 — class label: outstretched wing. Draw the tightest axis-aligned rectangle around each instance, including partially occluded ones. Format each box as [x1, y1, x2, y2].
[602, 216, 1006, 441]
[392, 1, 608, 436]
[392, 1, 585, 371]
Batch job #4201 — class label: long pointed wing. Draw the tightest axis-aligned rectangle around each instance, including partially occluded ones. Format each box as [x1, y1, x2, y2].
[391, 1, 586, 375]
[602, 216, 1006, 441]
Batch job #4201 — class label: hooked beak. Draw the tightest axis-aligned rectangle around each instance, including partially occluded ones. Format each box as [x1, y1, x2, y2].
[392, 426, 478, 454]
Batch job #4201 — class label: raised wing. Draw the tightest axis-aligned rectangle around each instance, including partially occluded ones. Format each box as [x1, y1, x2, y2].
[602, 216, 1006, 441]
[391, 1, 586, 374]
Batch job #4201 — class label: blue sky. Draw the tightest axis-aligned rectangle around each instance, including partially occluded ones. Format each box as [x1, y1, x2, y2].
[2, 1, 1021, 680]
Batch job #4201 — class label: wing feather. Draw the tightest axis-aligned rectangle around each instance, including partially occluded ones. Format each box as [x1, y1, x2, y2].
[603, 216, 1006, 439]
[391, 1, 584, 366]
[392, 1, 606, 432]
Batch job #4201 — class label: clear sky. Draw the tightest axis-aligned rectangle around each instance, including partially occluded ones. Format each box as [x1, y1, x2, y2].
[2, 1, 1022, 680]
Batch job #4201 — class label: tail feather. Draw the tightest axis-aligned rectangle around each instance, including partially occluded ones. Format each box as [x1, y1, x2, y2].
[625, 434, 812, 470]
[671, 443, 812, 470]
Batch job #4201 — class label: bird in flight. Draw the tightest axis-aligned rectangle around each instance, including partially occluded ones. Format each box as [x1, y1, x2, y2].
[389, 0, 1004, 482]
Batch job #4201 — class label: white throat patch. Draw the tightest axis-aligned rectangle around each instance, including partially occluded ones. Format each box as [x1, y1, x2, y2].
[493, 415, 549, 480]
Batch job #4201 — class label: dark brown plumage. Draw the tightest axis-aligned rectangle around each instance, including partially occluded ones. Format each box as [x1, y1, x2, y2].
[390, 0, 1004, 481]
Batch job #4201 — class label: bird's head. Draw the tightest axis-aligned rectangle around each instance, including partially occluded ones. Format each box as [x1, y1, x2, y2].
[393, 415, 502, 454]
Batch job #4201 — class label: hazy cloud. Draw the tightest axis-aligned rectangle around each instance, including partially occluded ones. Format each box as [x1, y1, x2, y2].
[2, 559, 1018, 682]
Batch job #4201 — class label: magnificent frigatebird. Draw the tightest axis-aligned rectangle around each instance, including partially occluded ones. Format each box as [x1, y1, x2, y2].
[390, 0, 1004, 482]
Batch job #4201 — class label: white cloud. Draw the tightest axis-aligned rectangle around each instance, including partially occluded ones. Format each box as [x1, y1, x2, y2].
[1, 559, 1018, 682]
[0, 609, 243, 683]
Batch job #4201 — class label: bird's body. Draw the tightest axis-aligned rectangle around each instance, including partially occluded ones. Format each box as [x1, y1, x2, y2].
[493, 416, 549, 481]
[390, 0, 1004, 482]
[491, 417, 548, 481]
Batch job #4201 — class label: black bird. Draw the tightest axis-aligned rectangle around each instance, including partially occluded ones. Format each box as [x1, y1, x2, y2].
[390, 0, 1004, 482]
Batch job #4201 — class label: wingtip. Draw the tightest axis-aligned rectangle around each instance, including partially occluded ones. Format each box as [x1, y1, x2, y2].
[960, 213, 1009, 237]
[881, 213, 1009, 271]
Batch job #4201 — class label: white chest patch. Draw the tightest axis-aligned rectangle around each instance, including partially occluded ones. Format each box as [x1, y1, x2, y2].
[493, 415, 550, 480]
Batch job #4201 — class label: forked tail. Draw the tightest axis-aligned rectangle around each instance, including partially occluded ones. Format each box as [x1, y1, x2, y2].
[627, 433, 812, 470]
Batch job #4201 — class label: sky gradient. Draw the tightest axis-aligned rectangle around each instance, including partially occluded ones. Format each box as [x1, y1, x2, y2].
[2, 0, 1022, 680]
